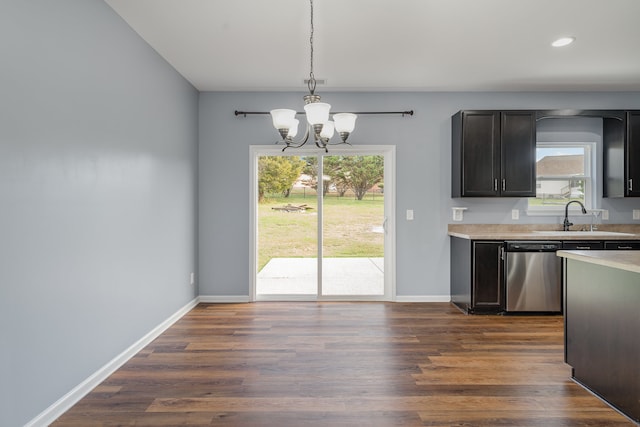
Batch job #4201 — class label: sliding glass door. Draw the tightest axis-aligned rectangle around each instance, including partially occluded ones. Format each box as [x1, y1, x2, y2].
[251, 146, 394, 301]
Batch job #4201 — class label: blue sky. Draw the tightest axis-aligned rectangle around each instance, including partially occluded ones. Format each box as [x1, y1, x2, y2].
[536, 147, 583, 162]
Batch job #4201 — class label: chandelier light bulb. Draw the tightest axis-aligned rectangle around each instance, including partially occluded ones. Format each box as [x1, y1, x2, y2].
[270, 109, 296, 130]
[333, 113, 357, 133]
[320, 121, 335, 139]
[287, 119, 300, 138]
[304, 102, 331, 126]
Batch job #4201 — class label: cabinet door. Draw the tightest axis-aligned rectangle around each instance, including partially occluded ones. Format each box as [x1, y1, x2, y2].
[627, 111, 640, 196]
[472, 241, 504, 311]
[562, 241, 604, 250]
[604, 241, 640, 250]
[603, 116, 625, 197]
[450, 237, 472, 312]
[460, 111, 500, 197]
[500, 111, 536, 197]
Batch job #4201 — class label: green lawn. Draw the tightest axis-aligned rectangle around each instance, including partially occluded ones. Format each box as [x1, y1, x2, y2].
[528, 196, 585, 206]
[258, 191, 384, 271]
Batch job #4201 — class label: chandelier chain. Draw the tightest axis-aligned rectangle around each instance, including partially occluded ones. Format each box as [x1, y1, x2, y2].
[308, 0, 316, 94]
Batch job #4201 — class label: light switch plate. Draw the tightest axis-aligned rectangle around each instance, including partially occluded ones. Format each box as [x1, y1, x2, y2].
[406, 209, 414, 221]
[511, 209, 519, 220]
[602, 210, 609, 220]
[634, 210, 640, 220]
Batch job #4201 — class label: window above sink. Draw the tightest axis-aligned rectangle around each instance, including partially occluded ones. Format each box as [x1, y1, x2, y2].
[528, 142, 595, 215]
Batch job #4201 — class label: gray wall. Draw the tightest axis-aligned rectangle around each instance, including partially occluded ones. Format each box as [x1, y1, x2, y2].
[0, 1, 198, 425]
[199, 91, 640, 299]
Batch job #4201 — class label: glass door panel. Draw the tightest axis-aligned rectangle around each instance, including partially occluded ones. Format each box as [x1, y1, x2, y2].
[321, 155, 385, 296]
[256, 155, 318, 298]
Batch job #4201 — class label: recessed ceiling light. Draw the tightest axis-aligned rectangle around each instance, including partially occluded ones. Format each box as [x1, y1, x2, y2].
[552, 36, 575, 47]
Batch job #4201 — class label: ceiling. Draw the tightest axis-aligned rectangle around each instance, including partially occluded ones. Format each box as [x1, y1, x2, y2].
[104, 0, 640, 92]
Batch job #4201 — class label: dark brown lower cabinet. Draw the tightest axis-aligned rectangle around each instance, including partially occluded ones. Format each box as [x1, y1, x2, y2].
[604, 240, 640, 250]
[562, 240, 604, 250]
[451, 238, 504, 314]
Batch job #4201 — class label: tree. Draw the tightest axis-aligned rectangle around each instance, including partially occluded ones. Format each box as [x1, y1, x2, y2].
[301, 155, 384, 199]
[325, 156, 350, 196]
[302, 157, 331, 196]
[342, 155, 384, 200]
[258, 156, 305, 202]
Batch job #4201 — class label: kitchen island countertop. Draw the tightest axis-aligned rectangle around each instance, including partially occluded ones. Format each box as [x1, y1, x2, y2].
[557, 250, 640, 274]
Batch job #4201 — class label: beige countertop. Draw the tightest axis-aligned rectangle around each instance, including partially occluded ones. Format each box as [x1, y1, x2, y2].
[448, 224, 640, 240]
[557, 250, 640, 274]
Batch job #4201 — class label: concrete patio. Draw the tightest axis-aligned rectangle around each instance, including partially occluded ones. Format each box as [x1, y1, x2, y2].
[257, 257, 384, 295]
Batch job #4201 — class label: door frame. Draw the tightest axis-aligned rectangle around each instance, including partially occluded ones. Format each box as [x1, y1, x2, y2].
[249, 145, 396, 302]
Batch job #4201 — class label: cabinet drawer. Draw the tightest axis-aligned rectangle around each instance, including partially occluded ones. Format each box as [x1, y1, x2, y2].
[562, 241, 604, 250]
[604, 241, 640, 250]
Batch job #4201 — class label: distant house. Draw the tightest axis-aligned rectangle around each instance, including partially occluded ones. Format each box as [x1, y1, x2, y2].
[536, 154, 584, 199]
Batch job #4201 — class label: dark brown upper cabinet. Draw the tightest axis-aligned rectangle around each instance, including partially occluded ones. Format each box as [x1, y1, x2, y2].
[452, 110, 536, 197]
[628, 111, 640, 196]
[603, 110, 640, 197]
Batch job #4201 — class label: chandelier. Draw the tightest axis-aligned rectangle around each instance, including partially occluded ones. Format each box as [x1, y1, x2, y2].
[269, 0, 357, 152]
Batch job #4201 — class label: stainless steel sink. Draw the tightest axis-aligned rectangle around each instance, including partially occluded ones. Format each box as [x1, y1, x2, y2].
[532, 231, 635, 237]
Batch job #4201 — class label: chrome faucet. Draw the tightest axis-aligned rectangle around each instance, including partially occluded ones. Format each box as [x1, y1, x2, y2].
[563, 200, 588, 231]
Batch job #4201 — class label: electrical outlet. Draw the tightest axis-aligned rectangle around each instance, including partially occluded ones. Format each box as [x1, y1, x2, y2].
[511, 209, 519, 220]
[602, 210, 609, 220]
[406, 209, 414, 221]
[634, 210, 640, 220]
[190, 272, 195, 285]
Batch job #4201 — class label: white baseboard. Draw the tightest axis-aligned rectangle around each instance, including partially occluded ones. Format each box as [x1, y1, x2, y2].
[25, 297, 199, 427]
[395, 295, 451, 303]
[198, 295, 250, 303]
[199, 295, 451, 303]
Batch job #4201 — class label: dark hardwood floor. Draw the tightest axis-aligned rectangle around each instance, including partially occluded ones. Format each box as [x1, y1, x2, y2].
[52, 302, 635, 426]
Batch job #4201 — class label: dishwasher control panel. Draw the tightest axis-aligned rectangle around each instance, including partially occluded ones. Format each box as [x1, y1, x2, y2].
[506, 241, 562, 252]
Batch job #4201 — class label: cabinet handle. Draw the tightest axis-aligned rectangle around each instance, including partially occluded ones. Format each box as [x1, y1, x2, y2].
[500, 246, 504, 261]
[576, 246, 591, 250]
[494, 179, 498, 192]
[502, 179, 506, 191]
[617, 246, 633, 249]
[630, 179, 634, 192]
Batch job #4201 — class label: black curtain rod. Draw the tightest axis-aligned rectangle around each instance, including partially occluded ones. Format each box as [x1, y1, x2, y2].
[234, 110, 414, 117]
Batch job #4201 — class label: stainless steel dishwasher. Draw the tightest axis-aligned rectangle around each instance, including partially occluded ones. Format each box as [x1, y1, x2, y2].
[505, 241, 562, 313]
